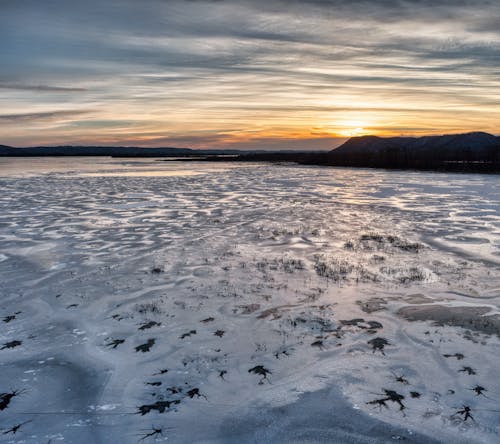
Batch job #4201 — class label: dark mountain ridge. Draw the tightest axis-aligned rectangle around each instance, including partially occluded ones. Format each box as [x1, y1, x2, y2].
[2, 132, 500, 172]
[228, 132, 500, 172]
[323, 131, 500, 170]
[0, 145, 244, 157]
[333, 132, 498, 155]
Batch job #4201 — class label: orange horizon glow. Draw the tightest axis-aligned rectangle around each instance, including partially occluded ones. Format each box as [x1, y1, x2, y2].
[1, 107, 497, 150]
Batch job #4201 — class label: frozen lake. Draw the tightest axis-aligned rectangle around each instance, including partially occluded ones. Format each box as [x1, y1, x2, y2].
[0, 158, 499, 443]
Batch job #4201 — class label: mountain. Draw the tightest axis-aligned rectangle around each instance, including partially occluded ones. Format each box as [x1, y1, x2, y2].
[331, 135, 415, 154]
[333, 132, 498, 155]
[0, 145, 243, 157]
[0, 144, 17, 156]
[326, 132, 500, 170]
[2, 133, 500, 172]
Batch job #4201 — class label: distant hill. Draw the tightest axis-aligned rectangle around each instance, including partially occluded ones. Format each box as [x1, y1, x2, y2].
[228, 132, 500, 172]
[2, 133, 500, 172]
[0, 145, 243, 157]
[325, 132, 500, 170]
[332, 132, 499, 156]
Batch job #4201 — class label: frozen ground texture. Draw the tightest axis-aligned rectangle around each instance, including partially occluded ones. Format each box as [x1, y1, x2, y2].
[0, 157, 499, 443]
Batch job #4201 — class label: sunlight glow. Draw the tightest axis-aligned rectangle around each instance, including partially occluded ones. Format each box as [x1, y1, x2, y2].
[338, 127, 365, 137]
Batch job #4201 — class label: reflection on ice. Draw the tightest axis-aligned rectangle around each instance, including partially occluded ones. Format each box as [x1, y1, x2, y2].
[80, 171, 205, 177]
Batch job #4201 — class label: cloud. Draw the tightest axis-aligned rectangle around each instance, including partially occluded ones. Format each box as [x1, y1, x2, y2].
[35, 132, 346, 151]
[0, 84, 86, 92]
[0, 110, 92, 123]
[0, 0, 499, 146]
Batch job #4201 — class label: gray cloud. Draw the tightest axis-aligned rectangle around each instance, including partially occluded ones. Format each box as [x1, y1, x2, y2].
[0, 84, 87, 92]
[0, 110, 92, 122]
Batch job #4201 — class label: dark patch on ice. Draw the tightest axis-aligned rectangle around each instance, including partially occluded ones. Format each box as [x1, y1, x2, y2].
[138, 320, 161, 330]
[453, 406, 474, 422]
[368, 389, 406, 411]
[3, 312, 21, 323]
[200, 317, 215, 323]
[180, 330, 196, 339]
[135, 339, 155, 353]
[1, 340, 22, 350]
[167, 386, 182, 394]
[145, 381, 162, 386]
[366, 397, 390, 409]
[343, 240, 355, 250]
[340, 318, 383, 332]
[410, 391, 421, 398]
[459, 366, 476, 375]
[366, 321, 383, 332]
[138, 426, 163, 441]
[340, 318, 365, 326]
[368, 337, 389, 354]
[257, 307, 282, 320]
[443, 353, 464, 360]
[357, 298, 387, 313]
[381, 266, 426, 284]
[360, 233, 388, 243]
[311, 339, 324, 349]
[291, 313, 336, 333]
[137, 399, 179, 415]
[214, 330, 225, 337]
[105, 338, 125, 349]
[470, 385, 488, 397]
[359, 233, 422, 253]
[0, 389, 24, 411]
[187, 388, 206, 399]
[150, 267, 164, 274]
[152, 368, 169, 376]
[274, 348, 291, 359]
[248, 365, 271, 383]
[236, 304, 261, 314]
[314, 258, 353, 281]
[135, 302, 162, 315]
[391, 372, 409, 385]
[2, 420, 32, 435]
[398, 304, 500, 337]
[383, 390, 406, 411]
[256, 303, 299, 320]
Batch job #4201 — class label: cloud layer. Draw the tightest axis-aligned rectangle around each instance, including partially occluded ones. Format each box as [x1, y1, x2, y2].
[1, 0, 499, 148]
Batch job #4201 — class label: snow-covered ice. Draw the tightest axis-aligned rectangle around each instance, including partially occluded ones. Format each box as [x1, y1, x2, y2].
[0, 157, 499, 443]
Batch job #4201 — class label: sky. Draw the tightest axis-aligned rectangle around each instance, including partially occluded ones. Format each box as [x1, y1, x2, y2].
[1, 0, 499, 150]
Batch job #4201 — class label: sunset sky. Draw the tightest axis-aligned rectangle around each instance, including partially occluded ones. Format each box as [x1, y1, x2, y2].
[1, 0, 499, 150]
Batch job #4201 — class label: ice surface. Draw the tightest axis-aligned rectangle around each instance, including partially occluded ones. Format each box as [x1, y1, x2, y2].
[0, 158, 499, 443]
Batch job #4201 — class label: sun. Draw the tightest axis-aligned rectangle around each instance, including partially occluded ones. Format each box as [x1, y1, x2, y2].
[334, 120, 371, 137]
[338, 127, 366, 137]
